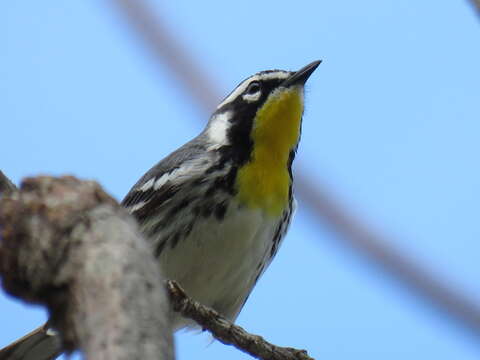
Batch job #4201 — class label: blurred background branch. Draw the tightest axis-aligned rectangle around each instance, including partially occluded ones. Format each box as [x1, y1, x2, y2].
[469, 0, 480, 16]
[109, 0, 480, 341]
[112, 0, 220, 111]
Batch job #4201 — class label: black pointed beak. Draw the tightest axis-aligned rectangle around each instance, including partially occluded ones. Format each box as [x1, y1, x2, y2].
[282, 60, 321, 87]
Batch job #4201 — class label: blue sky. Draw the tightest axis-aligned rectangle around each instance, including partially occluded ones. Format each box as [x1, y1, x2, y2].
[2, 1, 480, 359]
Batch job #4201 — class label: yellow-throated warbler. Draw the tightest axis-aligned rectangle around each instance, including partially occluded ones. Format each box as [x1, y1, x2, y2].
[1, 60, 320, 359]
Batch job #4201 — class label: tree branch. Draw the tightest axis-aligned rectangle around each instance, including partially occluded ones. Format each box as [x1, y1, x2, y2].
[167, 281, 314, 360]
[0, 176, 173, 360]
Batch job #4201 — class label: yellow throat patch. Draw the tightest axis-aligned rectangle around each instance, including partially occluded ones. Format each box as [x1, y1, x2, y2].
[236, 87, 303, 216]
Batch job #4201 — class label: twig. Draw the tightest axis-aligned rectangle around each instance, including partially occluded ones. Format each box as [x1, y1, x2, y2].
[0, 176, 173, 360]
[166, 280, 314, 360]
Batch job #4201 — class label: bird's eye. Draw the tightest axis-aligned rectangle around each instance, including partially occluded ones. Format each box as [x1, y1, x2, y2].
[246, 81, 261, 95]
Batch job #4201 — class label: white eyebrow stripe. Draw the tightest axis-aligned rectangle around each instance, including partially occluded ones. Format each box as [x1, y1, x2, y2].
[216, 71, 291, 109]
[216, 76, 258, 109]
[258, 71, 290, 81]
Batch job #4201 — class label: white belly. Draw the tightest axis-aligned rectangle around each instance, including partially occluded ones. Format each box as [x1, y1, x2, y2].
[158, 202, 279, 329]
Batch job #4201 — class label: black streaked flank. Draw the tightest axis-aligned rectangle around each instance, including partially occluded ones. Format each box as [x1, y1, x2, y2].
[170, 232, 181, 249]
[193, 205, 202, 216]
[167, 197, 191, 218]
[203, 167, 238, 197]
[216, 167, 238, 194]
[270, 202, 292, 258]
[201, 202, 213, 218]
[192, 177, 206, 186]
[204, 185, 216, 198]
[183, 222, 194, 238]
[154, 240, 166, 258]
[287, 149, 296, 181]
[151, 217, 169, 237]
[215, 202, 228, 221]
[270, 222, 283, 257]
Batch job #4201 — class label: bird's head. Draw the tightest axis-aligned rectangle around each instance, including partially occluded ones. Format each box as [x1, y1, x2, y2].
[204, 61, 320, 216]
[205, 60, 321, 166]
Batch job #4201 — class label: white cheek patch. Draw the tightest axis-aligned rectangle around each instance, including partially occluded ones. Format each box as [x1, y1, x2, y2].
[206, 110, 232, 146]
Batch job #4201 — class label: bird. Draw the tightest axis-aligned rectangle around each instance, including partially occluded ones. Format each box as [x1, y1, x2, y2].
[0, 60, 320, 360]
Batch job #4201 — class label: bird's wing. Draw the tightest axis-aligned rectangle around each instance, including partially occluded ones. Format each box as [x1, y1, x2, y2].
[122, 135, 210, 221]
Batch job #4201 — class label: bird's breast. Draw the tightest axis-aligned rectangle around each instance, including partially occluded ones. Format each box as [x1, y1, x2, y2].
[235, 88, 302, 216]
